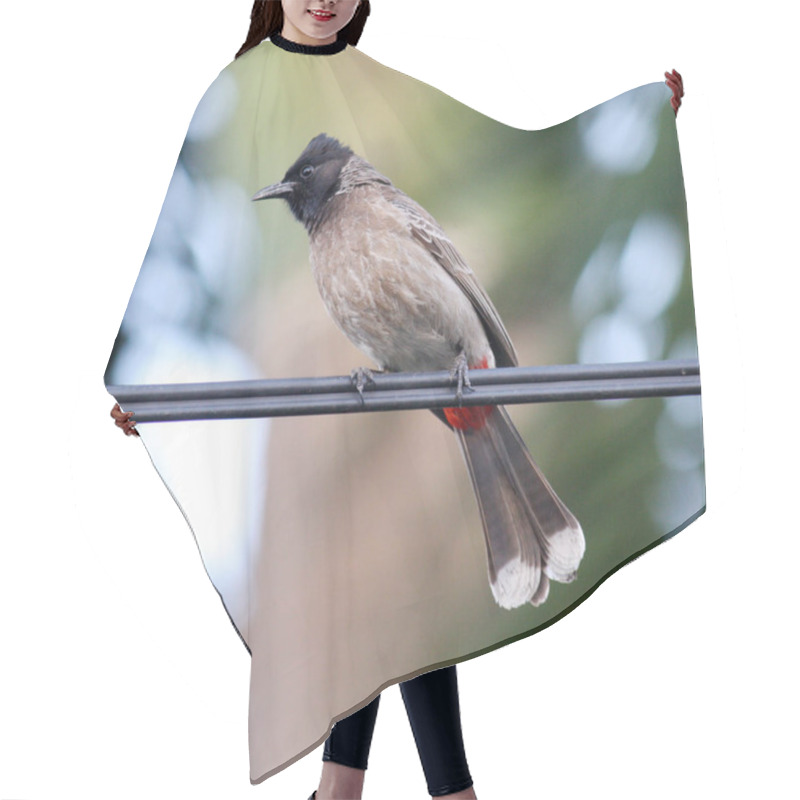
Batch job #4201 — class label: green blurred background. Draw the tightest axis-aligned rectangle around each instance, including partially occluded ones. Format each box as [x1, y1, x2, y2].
[106, 45, 704, 637]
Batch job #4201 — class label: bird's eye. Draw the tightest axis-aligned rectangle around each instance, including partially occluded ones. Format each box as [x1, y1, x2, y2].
[300, 165, 314, 179]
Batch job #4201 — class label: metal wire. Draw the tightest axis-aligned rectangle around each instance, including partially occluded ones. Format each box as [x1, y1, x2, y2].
[107, 359, 700, 424]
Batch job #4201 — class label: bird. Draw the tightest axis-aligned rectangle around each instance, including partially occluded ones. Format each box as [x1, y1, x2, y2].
[252, 133, 585, 609]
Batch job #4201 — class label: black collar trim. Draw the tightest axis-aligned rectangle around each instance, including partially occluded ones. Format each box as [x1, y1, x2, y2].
[270, 32, 348, 55]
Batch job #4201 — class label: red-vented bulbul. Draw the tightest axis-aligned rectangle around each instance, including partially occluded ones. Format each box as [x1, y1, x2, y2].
[253, 133, 585, 609]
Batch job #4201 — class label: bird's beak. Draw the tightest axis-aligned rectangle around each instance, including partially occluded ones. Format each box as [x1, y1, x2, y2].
[251, 181, 296, 201]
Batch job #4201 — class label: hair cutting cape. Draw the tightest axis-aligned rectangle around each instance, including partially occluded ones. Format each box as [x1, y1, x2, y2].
[105, 36, 705, 784]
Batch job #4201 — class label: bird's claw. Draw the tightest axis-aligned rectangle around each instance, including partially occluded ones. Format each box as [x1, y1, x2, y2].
[350, 367, 377, 403]
[450, 353, 473, 405]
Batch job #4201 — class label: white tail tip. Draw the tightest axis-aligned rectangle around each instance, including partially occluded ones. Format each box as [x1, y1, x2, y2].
[491, 559, 545, 609]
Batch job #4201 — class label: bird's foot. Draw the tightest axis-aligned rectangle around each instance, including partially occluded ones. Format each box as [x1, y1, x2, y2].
[450, 353, 474, 405]
[350, 366, 378, 403]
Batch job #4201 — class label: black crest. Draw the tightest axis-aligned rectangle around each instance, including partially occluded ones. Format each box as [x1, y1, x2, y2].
[279, 134, 354, 231]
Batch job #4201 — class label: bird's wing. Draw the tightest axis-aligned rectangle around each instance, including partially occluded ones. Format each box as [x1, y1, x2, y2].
[389, 191, 519, 368]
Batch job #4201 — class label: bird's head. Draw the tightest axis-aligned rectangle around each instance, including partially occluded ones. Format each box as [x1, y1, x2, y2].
[252, 134, 353, 233]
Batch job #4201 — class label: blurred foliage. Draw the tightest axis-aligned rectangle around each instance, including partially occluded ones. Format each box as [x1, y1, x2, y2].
[107, 45, 704, 608]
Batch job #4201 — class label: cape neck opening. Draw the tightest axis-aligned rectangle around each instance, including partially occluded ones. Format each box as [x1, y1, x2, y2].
[270, 32, 348, 55]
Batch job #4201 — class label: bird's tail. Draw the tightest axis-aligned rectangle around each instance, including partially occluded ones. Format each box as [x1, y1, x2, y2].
[454, 406, 585, 609]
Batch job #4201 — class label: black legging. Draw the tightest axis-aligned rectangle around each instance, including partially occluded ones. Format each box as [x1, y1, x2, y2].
[323, 665, 473, 797]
